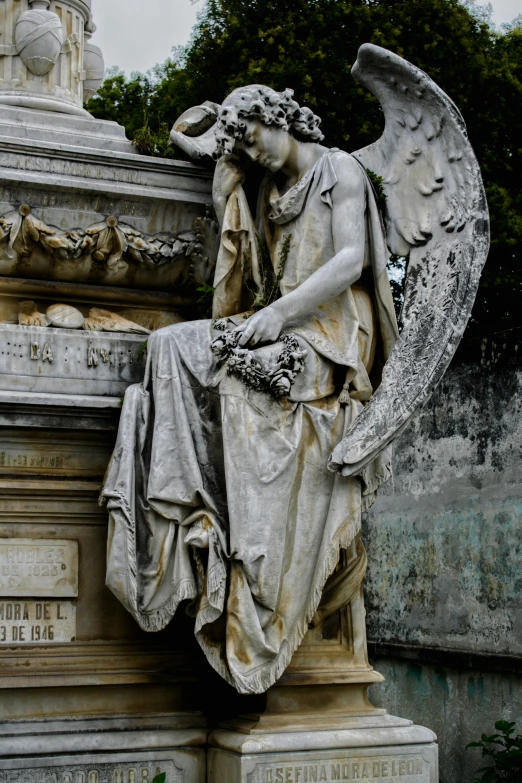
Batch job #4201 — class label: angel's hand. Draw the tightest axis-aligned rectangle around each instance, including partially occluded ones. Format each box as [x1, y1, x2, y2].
[213, 154, 245, 201]
[233, 307, 285, 347]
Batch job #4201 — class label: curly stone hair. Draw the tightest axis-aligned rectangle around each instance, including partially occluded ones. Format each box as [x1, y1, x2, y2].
[214, 85, 324, 158]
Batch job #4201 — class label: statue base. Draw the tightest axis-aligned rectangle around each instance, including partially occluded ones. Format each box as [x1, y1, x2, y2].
[204, 554, 438, 781]
[208, 684, 438, 782]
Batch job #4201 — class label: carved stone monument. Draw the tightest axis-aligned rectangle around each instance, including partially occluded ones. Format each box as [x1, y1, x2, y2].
[0, 5, 489, 782]
[104, 45, 485, 781]
[0, 2, 214, 780]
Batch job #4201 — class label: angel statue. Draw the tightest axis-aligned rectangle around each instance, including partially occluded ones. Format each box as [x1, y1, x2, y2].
[102, 44, 489, 695]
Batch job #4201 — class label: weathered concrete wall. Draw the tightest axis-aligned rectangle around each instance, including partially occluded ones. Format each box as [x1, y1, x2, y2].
[363, 329, 522, 782]
[369, 654, 522, 783]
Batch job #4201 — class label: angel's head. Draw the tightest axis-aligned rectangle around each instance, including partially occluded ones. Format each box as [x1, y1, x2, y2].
[214, 85, 324, 170]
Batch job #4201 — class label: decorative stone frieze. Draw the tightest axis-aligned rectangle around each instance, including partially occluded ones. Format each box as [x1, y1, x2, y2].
[0, 205, 218, 290]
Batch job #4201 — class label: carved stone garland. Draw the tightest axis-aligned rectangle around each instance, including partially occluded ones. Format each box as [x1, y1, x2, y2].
[0, 205, 216, 277]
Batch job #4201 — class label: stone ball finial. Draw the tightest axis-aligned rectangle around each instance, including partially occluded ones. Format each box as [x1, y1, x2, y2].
[15, 7, 63, 77]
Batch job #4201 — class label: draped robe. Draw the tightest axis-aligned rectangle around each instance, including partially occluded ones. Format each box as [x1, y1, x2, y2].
[102, 149, 398, 694]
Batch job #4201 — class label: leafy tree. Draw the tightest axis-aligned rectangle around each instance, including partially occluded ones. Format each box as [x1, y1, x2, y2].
[87, 57, 194, 158]
[87, 66, 152, 140]
[86, 0, 522, 337]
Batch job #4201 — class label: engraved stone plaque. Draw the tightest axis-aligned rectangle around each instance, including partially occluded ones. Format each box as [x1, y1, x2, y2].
[247, 754, 430, 783]
[0, 600, 75, 644]
[0, 438, 112, 478]
[208, 743, 438, 783]
[0, 324, 146, 396]
[248, 755, 430, 782]
[0, 539, 78, 597]
[0, 758, 182, 782]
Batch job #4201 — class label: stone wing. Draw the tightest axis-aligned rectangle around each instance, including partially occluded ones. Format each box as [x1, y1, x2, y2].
[329, 44, 489, 475]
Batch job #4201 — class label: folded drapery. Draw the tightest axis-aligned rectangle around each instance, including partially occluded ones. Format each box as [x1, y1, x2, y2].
[101, 151, 397, 693]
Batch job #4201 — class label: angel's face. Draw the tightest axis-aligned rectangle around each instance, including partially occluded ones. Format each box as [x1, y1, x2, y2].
[236, 118, 292, 172]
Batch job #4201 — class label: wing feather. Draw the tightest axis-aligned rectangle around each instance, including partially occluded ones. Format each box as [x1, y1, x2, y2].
[329, 44, 489, 474]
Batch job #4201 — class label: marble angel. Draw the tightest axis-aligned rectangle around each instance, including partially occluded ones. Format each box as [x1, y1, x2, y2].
[101, 45, 489, 694]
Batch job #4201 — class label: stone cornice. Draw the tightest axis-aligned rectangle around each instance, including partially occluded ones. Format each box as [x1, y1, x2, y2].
[0, 135, 212, 182]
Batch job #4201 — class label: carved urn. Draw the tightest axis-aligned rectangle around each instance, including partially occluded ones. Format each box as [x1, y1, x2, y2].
[0, 0, 103, 115]
[83, 21, 104, 102]
[14, 2, 63, 76]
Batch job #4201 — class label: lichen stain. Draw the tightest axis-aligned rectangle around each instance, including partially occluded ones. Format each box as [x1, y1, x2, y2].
[466, 674, 485, 701]
[405, 663, 432, 697]
[363, 351, 522, 655]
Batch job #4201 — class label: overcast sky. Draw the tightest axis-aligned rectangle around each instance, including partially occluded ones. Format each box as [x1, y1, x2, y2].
[91, 0, 522, 76]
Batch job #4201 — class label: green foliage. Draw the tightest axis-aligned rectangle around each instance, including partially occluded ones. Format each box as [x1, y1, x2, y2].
[152, 774, 166, 783]
[133, 123, 175, 158]
[86, 68, 153, 141]
[243, 234, 292, 310]
[85, 61, 190, 158]
[467, 720, 522, 782]
[365, 169, 386, 206]
[87, 1, 522, 338]
[196, 283, 216, 318]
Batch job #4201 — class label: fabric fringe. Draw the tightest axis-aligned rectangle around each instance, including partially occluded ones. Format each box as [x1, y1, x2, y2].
[107, 452, 386, 691]
[105, 405, 391, 692]
[360, 459, 392, 497]
[107, 497, 198, 634]
[197, 513, 362, 695]
[133, 580, 198, 633]
[195, 589, 225, 635]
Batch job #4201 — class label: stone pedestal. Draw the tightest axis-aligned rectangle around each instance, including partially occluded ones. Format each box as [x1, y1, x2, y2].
[209, 685, 438, 782]
[0, 99, 215, 352]
[208, 560, 438, 782]
[0, 716, 207, 781]
[0, 103, 132, 151]
[0, 392, 209, 782]
[209, 719, 437, 782]
[0, 0, 100, 116]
